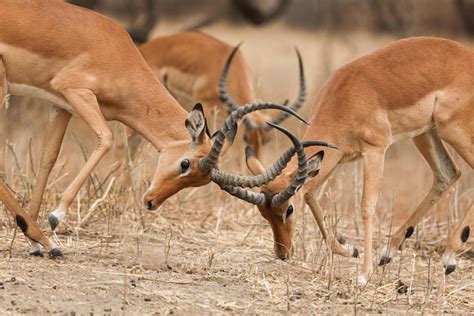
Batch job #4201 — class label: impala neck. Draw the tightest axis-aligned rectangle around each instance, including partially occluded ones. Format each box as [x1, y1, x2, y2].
[116, 82, 189, 151]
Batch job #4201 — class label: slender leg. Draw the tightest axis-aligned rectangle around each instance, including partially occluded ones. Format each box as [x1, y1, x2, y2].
[301, 148, 358, 257]
[380, 128, 460, 265]
[30, 107, 72, 220]
[0, 175, 61, 256]
[305, 192, 359, 258]
[126, 128, 143, 163]
[0, 57, 60, 256]
[358, 149, 385, 286]
[0, 56, 7, 106]
[26, 107, 71, 255]
[48, 88, 113, 230]
[442, 204, 474, 275]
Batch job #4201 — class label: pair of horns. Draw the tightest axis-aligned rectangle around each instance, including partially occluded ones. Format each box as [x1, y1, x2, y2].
[215, 123, 335, 208]
[198, 101, 308, 174]
[219, 43, 306, 131]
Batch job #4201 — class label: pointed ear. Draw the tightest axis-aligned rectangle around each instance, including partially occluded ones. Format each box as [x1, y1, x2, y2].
[245, 146, 265, 175]
[185, 103, 210, 144]
[307, 150, 324, 178]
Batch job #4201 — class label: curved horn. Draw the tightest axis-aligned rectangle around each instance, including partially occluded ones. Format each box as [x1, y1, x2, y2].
[262, 47, 306, 130]
[210, 138, 336, 188]
[219, 43, 258, 130]
[218, 185, 265, 206]
[199, 102, 308, 174]
[271, 123, 309, 208]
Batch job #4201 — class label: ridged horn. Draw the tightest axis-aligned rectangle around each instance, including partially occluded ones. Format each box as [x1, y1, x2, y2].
[219, 43, 258, 130]
[262, 47, 306, 130]
[270, 123, 309, 208]
[210, 138, 336, 188]
[218, 185, 265, 206]
[199, 102, 308, 174]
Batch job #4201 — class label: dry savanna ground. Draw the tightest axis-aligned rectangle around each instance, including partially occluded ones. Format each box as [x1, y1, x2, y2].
[0, 23, 473, 314]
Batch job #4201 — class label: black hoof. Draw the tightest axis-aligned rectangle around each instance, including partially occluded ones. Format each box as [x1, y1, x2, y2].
[48, 248, 63, 258]
[352, 247, 359, 258]
[48, 214, 59, 231]
[379, 256, 392, 266]
[29, 250, 44, 257]
[445, 265, 456, 275]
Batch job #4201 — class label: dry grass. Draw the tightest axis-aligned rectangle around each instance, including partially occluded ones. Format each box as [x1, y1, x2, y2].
[0, 25, 473, 314]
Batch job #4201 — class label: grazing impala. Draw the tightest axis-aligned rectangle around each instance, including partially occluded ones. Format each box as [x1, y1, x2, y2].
[135, 31, 306, 160]
[0, 1, 304, 255]
[163, 37, 474, 285]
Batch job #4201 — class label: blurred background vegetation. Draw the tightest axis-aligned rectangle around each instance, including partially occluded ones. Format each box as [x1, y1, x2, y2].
[69, 0, 474, 38]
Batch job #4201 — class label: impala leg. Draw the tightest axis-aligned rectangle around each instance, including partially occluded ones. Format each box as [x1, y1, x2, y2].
[0, 58, 60, 256]
[305, 192, 359, 258]
[48, 88, 113, 230]
[127, 128, 143, 163]
[358, 149, 385, 286]
[442, 205, 474, 275]
[27, 107, 71, 255]
[30, 107, 72, 220]
[380, 128, 460, 265]
[302, 148, 358, 258]
[0, 178, 61, 257]
[0, 56, 7, 106]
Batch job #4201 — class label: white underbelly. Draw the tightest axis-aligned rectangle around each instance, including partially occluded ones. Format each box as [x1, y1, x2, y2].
[390, 123, 432, 145]
[7, 82, 76, 114]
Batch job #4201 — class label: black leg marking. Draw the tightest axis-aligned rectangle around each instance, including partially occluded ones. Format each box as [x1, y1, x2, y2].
[48, 214, 59, 231]
[445, 265, 456, 275]
[352, 247, 359, 258]
[379, 256, 392, 266]
[405, 226, 414, 239]
[461, 226, 470, 243]
[15, 215, 28, 233]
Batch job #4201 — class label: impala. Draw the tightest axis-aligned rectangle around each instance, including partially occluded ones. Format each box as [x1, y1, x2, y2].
[135, 31, 306, 160]
[167, 37, 474, 285]
[0, 1, 304, 255]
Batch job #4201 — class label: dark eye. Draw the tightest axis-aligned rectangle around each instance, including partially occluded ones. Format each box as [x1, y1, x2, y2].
[180, 159, 190, 172]
[285, 205, 294, 218]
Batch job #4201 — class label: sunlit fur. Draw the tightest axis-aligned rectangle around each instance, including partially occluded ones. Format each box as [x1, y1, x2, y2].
[144, 137, 212, 210]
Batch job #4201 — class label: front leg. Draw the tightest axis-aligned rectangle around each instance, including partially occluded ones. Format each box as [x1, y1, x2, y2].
[358, 149, 385, 286]
[47, 88, 113, 231]
[304, 192, 359, 258]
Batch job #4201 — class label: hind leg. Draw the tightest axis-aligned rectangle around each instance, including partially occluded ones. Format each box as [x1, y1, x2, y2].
[0, 179, 61, 257]
[0, 59, 60, 256]
[443, 204, 474, 274]
[380, 126, 461, 265]
[0, 56, 8, 107]
[434, 94, 474, 168]
[28, 107, 71, 255]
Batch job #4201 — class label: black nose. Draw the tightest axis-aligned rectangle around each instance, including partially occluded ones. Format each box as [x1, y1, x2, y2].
[146, 200, 154, 210]
[278, 255, 287, 261]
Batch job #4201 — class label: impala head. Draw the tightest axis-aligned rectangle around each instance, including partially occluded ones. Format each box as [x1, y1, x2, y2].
[220, 43, 306, 158]
[144, 101, 309, 211]
[143, 103, 216, 210]
[218, 123, 331, 260]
